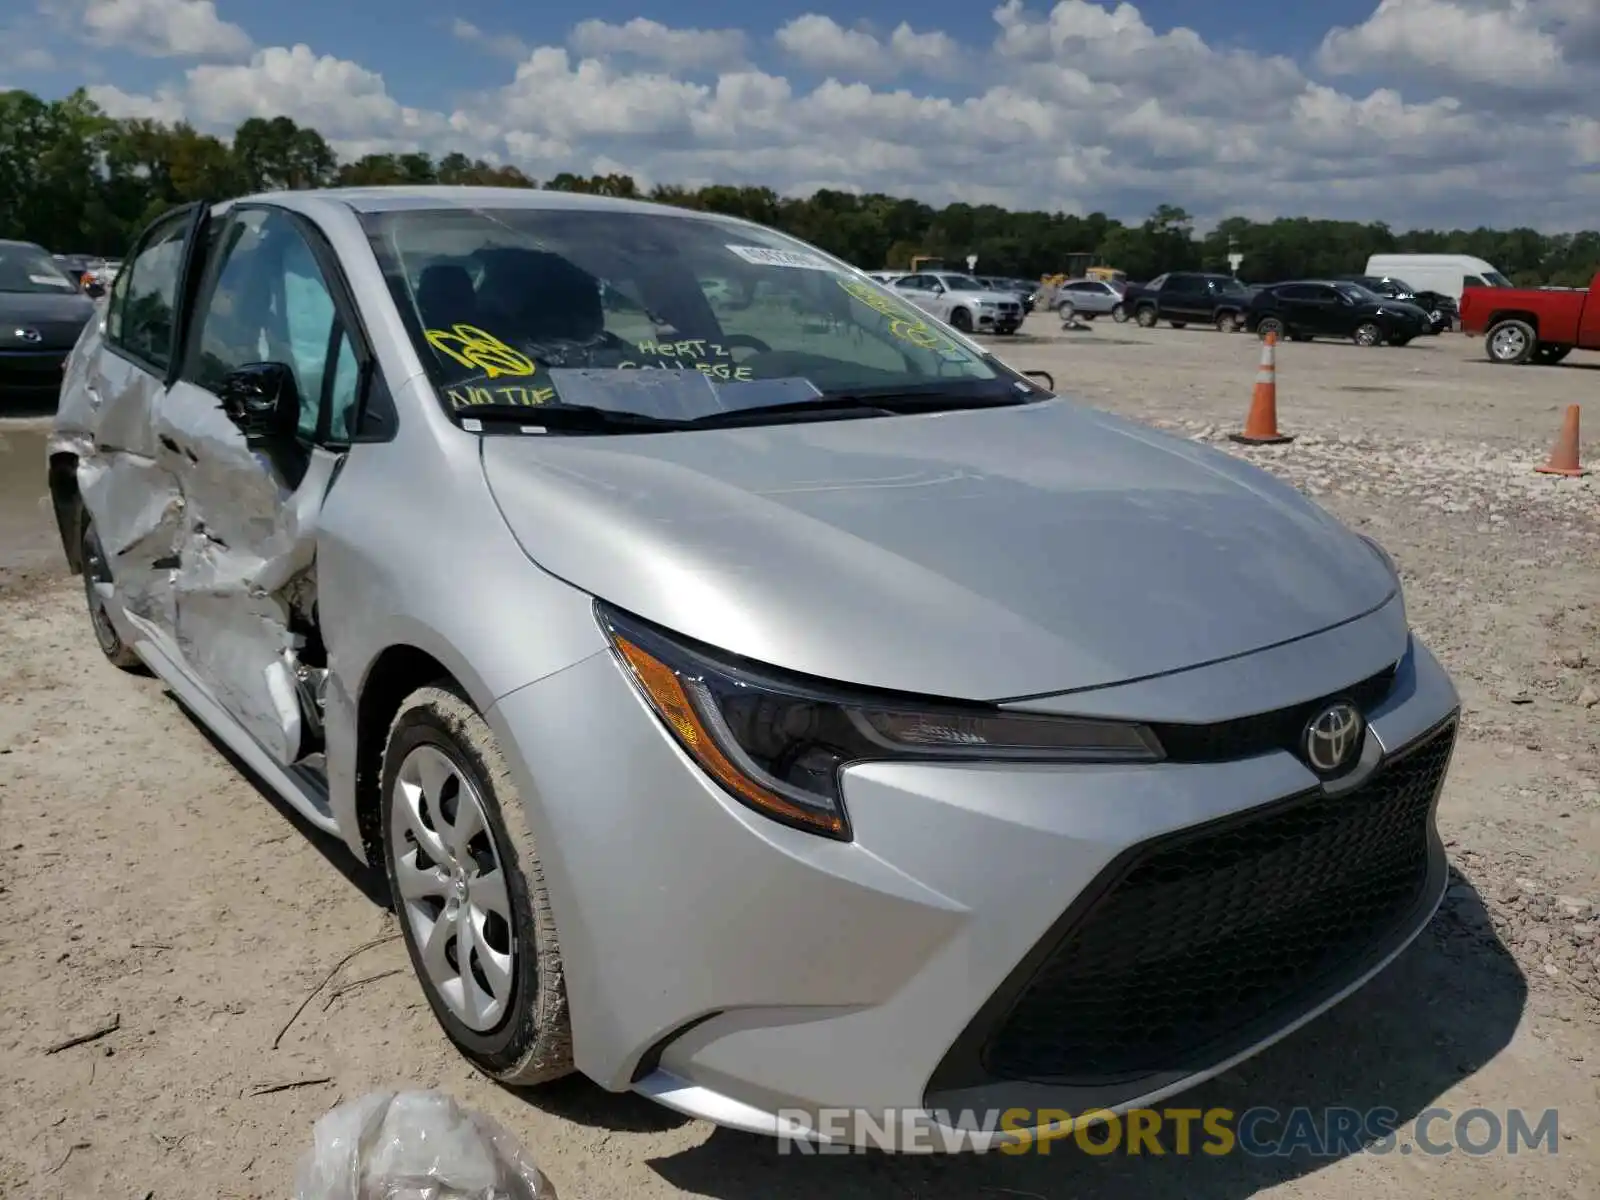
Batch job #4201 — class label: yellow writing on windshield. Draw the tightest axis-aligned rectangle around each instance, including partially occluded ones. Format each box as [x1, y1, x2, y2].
[837, 277, 962, 354]
[448, 384, 556, 407]
[426, 325, 537, 378]
[618, 359, 755, 381]
[620, 338, 754, 380]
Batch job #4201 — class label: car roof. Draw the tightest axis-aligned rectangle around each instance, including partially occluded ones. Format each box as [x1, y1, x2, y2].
[0, 238, 48, 251]
[229, 185, 742, 225]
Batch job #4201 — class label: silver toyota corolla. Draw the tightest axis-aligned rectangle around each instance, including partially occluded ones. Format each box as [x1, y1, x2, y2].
[46, 186, 1459, 1150]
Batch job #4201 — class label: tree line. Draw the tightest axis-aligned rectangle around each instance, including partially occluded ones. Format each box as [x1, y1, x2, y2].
[5, 87, 1599, 287]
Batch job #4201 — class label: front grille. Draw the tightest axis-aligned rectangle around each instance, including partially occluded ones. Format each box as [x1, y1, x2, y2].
[1152, 663, 1396, 763]
[981, 718, 1456, 1084]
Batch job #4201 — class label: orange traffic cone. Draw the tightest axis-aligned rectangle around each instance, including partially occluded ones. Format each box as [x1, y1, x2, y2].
[1534, 404, 1587, 477]
[1230, 332, 1293, 445]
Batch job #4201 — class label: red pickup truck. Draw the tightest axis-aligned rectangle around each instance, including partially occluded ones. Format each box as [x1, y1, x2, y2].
[1459, 272, 1600, 365]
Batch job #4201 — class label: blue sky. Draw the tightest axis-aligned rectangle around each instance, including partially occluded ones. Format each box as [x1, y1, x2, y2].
[5, 1, 1598, 230]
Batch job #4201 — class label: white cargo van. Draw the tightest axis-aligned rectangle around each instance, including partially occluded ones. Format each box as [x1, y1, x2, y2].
[1364, 254, 1513, 302]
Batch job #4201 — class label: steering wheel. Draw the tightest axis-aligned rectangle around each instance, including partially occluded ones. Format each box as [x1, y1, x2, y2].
[721, 334, 771, 357]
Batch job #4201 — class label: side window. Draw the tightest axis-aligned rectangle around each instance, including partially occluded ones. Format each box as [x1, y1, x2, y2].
[107, 213, 191, 373]
[1463, 275, 1486, 288]
[186, 208, 362, 444]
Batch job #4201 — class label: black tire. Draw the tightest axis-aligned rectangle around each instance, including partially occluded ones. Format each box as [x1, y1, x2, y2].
[1110, 303, 1128, 323]
[1216, 311, 1238, 333]
[1135, 305, 1158, 328]
[1256, 316, 1285, 340]
[381, 684, 574, 1087]
[1057, 301, 1076, 326]
[1353, 322, 1383, 347]
[79, 514, 143, 672]
[949, 308, 973, 332]
[1535, 344, 1571, 365]
[1486, 319, 1536, 364]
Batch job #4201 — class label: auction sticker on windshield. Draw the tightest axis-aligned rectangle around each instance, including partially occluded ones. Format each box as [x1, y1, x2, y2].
[725, 245, 836, 271]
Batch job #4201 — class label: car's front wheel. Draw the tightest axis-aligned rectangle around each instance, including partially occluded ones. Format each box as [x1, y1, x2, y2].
[1255, 316, 1285, 340]
[79, 514, 142, 672]
[1110, 303, 1128, 323]
[1216, 312, 1238, 333]
[1353, 322, 1383, 347]
[1135, 305, 1158, 328]
[949, 308, 973, 332]
[381, 684, 574, 1086]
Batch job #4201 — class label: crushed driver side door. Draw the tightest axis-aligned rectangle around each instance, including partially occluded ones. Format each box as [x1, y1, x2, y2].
[153, 204, 369, 768]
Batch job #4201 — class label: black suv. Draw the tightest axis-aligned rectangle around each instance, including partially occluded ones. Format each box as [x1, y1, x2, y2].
[1338, 275, 1456, 334]
[1121, 271, 1253, 332]
[1247, 280, 1430, 347]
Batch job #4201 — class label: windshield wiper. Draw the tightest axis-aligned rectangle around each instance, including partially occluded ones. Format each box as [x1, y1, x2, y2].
[453, 403, 694, 433]
[686, 389, 1031, 427]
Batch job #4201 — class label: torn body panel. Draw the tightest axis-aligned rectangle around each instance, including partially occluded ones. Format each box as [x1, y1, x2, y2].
[51, 322, 338, 772]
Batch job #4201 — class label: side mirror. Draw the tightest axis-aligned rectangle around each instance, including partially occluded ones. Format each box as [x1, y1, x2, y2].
[1023, 370, 1055, 391]
[931, 283, 945, 294]
[218, 362, 301, 439]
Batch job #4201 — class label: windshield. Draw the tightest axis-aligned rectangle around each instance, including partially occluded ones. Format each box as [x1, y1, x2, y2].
[1213, 277, 1248, 294]
[941, 275, 989, 291]
[1335, 282, 1379, 303]
[1483, 271, 1513, 288]
[0, 246, 79, 294]
[360, 206, 1006, 421]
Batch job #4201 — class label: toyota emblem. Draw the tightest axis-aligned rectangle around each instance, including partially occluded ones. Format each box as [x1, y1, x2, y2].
[15, 327, 42, 343]
[1302, 701, 1364, 774]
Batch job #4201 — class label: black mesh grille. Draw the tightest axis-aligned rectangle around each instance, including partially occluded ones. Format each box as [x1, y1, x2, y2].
[982, 719, 1456, 1084]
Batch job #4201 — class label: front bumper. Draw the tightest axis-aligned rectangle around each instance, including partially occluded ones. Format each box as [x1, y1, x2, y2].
[487, 622, 1459, 1151]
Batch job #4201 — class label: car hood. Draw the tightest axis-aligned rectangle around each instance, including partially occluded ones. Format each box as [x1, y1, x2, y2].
[0, 290, 95, 350]
[479, 398, 1396, 700]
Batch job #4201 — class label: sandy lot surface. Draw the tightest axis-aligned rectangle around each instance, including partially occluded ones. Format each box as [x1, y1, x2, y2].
[2, 321, 1597, 1198]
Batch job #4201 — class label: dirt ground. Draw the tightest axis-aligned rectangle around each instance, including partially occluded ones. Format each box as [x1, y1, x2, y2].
[2, 320, 1597, 1199]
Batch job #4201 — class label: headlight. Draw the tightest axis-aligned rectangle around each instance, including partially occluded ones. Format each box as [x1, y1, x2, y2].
[598, 603, 1165, 841]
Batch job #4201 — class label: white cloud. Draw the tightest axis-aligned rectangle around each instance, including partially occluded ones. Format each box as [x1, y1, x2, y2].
[1316, 0, 1600, 95]
[775, 14, 959, 77]
[76, 3, 1600, 231]
[568, 17, 746, 71]
[80, 0, 252, 58]
[451, 19, 529, 62]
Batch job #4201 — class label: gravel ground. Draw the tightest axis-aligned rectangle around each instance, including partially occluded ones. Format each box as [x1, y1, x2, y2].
[1, 318, 1596, 1198]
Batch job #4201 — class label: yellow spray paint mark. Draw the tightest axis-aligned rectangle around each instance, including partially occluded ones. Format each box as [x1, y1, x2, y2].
[425, 324, 537, 379]
[836, 277, 961, 354]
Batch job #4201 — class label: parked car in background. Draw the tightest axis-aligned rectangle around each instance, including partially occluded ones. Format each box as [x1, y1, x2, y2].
[1, 239, 98, 401]
[1053, 277, 1127, 322]
[976, 277, 1037, 315]
[1459, 269, 1600, 365]
[47, 184, 1460, 1151]
[1247, 280, 1430, 347]
[1121, 271, 1253, 332]
[890, 270, 1024, 334]
[1363, 254, 1511, 305]
[1338, 275, 1455, 334]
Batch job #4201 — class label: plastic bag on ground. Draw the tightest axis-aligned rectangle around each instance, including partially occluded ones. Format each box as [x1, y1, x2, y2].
[293, 1090, 558, 1200]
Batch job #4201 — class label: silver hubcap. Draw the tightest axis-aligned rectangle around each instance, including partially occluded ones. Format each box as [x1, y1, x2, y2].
[390, 744, 515, 1032]
[1357, 326, 1379, 345]
[1491, 326, 1527, 359]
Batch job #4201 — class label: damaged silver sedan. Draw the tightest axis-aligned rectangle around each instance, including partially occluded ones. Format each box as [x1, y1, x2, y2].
[48, 186, 1459, 1150]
